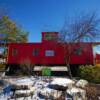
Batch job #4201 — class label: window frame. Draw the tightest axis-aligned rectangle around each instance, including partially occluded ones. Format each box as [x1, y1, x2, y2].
[74, 48, 82, 55]
[44, 34, 52, 40]
[33, 48, 39, 56]
[44, 33, 57, 40]
[45, 50, 55, 57]
[12, 48, 17, 56]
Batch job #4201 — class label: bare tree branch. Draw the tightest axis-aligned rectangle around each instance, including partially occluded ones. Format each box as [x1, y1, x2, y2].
[58, 13, 100, 78]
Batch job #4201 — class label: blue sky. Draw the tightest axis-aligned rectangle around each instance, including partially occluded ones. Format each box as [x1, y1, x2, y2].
[0, 0, 100, 42]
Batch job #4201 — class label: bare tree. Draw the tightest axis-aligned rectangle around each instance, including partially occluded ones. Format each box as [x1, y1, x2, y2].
[58, 13, 100, 78]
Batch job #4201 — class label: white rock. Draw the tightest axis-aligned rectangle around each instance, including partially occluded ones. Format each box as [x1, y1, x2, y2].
[76, 79, 88, 88]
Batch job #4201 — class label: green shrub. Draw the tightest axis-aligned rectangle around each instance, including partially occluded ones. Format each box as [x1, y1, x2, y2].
[79, 65, 100, 84]
[42, 67, 51, 76]
[0, 64, 6, 71]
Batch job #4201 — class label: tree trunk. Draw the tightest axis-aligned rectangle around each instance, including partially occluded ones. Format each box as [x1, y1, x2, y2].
[67, 63, 72, 79]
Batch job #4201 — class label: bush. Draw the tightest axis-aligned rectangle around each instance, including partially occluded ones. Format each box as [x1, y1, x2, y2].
[0, 64, 6, 71]
[79, 65, 100, 84]
[85, 84, 98, 100]
[42, 67, 51, 76]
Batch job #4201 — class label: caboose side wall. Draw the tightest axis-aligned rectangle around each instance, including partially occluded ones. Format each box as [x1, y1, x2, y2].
[95, 53, 100, 64]
[70, 43, 94, 64]
[7, 42, 65, 65]
[7, 42, 94, 65]
[7, 43, 42, 64]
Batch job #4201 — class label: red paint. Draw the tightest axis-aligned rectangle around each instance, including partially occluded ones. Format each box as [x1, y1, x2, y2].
[95, 53, 100, 64]
[7, 32, 94, 65]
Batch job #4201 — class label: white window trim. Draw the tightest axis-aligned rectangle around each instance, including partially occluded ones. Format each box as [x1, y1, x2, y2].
[45, 50, 54, 56]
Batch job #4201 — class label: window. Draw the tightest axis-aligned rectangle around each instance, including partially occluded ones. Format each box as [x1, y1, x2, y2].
[44, 34, 52, 40]
[45, 50, 54, 56]
[33, 49, 39, 56]
[74, 48, 82, 55]
[12, 48, 17, 56]
[44, 33, 57, 40]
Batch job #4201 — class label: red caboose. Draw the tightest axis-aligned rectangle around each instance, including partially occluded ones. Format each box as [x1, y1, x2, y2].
[7, 32, 94, 65]
[6, 32, 95, 75]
